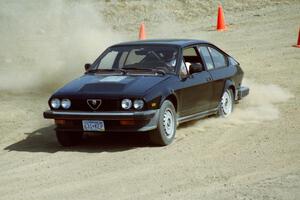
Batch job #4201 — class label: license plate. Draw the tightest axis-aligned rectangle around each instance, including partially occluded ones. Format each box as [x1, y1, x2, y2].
[82, 120, 105, 132]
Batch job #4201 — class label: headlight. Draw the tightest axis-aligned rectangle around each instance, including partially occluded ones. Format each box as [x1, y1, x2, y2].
[121, 99, 132, 110]
[133, 100, 144, 110]
[50, 98, 60, 109]
[61, 99, 71, 109]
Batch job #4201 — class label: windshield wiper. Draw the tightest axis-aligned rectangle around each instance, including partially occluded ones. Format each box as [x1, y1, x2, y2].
[87, 68, 126, 74]
[122, 67, 166, 75]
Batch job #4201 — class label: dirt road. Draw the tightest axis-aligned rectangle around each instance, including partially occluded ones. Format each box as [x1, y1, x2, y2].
[0, 1, 299, 199]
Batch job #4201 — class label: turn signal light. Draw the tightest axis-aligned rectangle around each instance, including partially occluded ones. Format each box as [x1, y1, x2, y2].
[55, 119, 66, 125]
[151, 102, 157, 108]
[120, 120, 135, 126]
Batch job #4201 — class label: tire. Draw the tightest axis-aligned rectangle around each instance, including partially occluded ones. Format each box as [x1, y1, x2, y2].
[56, 131, 83, 147]
[149, 100, 177, 146]
[217, 88, 234, 117]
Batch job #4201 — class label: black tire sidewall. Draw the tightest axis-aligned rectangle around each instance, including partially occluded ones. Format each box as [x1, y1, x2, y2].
[156, 100, 177, 145]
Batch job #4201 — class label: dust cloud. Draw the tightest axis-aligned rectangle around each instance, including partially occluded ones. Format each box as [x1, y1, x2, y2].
[229, 79, 293, 123]
[0, 0, 125, 92]
[179, 79, 293, 135]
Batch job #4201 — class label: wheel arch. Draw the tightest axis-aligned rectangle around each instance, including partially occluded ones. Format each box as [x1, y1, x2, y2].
[160, 92, 178, 112]
[224, 79, 237, 100]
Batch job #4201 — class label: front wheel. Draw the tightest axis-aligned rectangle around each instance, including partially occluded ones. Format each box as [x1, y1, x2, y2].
[217, 88, 234, 117]
[149, 100, 177, 146]
[56, 131, 83, 147]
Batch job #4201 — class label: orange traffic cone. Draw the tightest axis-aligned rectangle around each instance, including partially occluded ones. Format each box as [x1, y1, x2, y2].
[216, 4, 226, 31]
[292, 28, 300, 48]
[139, 23, 146, 40]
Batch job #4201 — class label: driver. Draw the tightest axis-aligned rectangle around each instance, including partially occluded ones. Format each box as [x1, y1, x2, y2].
[162, 51, 177, 68]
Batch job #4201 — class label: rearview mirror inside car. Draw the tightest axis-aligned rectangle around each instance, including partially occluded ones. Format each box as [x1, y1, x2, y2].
[135, 50, 148, 55]
[189, 63, 204, 74]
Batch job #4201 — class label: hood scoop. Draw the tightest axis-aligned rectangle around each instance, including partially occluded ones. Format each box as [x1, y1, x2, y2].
[80, 83, 126, 93]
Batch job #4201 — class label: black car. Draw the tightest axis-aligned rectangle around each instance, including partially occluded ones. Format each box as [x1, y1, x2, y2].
[44, 39, 249, 146]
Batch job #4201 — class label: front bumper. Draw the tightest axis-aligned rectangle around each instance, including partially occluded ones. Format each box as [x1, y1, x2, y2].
[43, 110, 159, 132]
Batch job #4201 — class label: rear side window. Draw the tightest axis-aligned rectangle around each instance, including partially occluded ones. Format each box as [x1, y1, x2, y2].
[198, 46, 214, 70]
[208, 47, 227, 68]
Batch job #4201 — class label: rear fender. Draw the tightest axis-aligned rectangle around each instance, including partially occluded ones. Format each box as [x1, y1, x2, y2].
[223, 79, 237, 100]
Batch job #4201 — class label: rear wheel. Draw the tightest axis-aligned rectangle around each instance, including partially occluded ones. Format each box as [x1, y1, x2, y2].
[217, 88, 234, 117]
[149, 100, 176, 146]
[56, 131, 83, 147]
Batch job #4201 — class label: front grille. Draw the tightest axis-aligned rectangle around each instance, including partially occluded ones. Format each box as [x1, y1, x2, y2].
[69, 99, 120, 111]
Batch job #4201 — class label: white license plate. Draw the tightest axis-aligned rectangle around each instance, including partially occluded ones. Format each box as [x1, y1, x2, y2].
[82, 120, 105, 132]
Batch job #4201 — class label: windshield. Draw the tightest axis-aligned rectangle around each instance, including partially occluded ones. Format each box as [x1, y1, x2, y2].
[93, 45, 179, 73]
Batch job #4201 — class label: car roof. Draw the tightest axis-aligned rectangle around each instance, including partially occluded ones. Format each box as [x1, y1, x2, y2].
[111, 39, 212, 48]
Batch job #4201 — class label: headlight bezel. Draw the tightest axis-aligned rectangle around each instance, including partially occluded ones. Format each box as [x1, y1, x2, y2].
[50, 98, 61, 109]
[133, 99, 144, 110]
[121, 99, 132, 110]
[61, 99, 71, 109]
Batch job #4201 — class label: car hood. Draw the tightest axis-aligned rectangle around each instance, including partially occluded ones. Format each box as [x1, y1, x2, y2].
[54, 74, 171, 98]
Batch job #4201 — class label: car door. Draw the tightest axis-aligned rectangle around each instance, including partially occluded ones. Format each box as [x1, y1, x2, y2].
[198, 45, 230, 109]
[177, 46, 214, 117]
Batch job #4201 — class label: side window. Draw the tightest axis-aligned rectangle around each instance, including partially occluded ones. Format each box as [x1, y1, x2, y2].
[208, 47, 227, 68]
[99, 51, 118, 69]
[183, 47, 203, 72]
[179, 60, 188, 77]
[198, 46, 214, 70]
[183, 48, 198, 56]
[228, 57, 238, 66]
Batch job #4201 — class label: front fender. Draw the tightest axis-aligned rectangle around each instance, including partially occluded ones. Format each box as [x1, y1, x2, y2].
[159, 89, 179, 110]
[143, 87, 178, 110]
[143, 75, 180, 110]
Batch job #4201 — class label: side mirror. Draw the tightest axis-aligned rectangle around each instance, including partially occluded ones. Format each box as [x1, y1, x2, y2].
[189, 63, 204, 74]
[84, 63, 92, 71]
